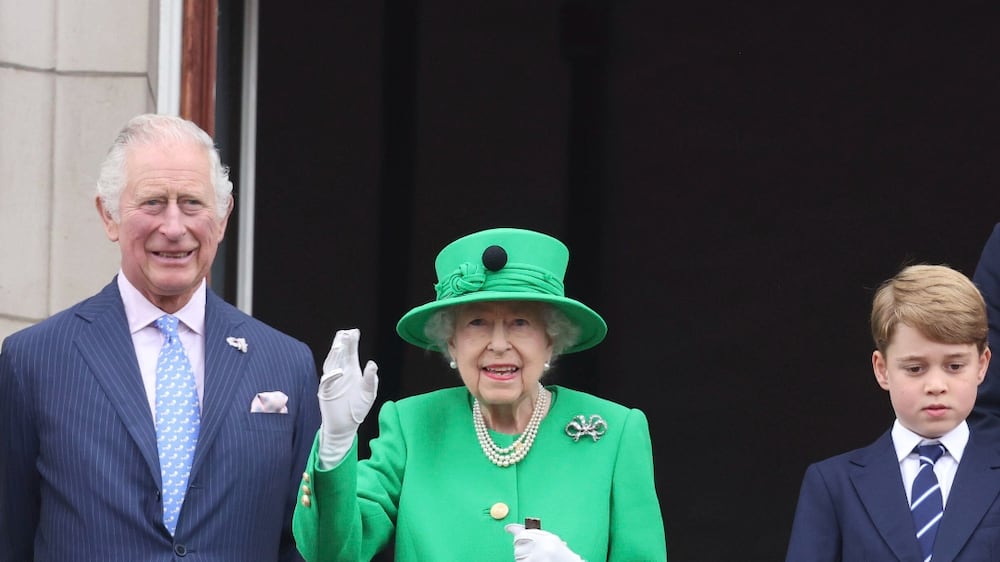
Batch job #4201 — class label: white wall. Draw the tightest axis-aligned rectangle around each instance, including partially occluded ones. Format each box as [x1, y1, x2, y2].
[0, 0, 158, 341]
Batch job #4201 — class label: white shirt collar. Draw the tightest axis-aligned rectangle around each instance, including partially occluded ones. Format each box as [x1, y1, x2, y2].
[891, 418, 969, 463]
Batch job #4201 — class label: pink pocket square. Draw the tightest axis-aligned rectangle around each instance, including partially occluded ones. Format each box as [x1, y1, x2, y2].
[251, 391, 289, 413]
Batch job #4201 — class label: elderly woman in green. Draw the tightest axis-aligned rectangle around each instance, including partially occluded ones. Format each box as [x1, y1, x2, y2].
[293, 227, 666, 561]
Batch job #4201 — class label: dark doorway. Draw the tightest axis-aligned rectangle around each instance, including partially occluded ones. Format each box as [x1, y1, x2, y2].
[232, 3, 1000, 560]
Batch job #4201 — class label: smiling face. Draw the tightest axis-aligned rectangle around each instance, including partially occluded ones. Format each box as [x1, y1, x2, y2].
[97, 140, 233, 313]
[448, 301, 553, 409]
[873, 323, 990, 439]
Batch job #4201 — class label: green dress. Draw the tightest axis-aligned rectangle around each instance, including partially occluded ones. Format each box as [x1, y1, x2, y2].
[293, 385, 667, 561]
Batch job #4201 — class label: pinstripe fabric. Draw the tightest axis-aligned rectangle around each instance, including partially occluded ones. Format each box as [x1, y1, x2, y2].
[0, 279, 321, 561]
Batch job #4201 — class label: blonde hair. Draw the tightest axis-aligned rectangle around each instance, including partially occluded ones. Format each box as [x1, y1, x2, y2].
[870, 264, 988, 353]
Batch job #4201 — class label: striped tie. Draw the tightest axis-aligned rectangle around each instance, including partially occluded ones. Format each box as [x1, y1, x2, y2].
[911, 443, 945, 562]
[154, 314, 201, 536]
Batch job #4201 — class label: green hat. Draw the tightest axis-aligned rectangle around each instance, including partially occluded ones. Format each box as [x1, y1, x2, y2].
[396, 227, 607, 353]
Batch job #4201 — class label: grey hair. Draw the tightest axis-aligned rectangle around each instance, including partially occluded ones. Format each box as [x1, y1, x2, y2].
[95, 113, 233, 222]
[423, 302, 581, 362]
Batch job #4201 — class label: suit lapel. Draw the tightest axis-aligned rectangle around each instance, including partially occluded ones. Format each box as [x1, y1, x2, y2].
[851, 432, 924, 562]
[933, 430, 1000, 560]
[73, 280, 162, 485]
[189, 291, 248, 478]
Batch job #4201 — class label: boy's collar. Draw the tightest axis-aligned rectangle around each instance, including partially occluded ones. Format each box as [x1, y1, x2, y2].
[891, 419, 969, 463]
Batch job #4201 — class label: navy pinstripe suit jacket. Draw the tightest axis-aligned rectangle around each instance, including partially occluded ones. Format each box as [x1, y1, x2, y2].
[0, 279, 321, 561]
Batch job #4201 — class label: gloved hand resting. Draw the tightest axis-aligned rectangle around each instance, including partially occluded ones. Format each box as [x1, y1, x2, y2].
[505, 524, 585, 562]
[317, 328, 379, 468]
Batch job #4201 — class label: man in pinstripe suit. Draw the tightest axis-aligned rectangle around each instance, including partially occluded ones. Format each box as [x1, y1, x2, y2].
[0, 114, 320, 561]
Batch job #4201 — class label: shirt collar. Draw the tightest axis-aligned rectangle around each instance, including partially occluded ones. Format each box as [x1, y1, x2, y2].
[891, 419, 969, 463]
[117, 271, 207, 335]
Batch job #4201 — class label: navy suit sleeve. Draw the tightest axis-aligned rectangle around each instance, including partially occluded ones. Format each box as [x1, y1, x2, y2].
[786, 463, 842, 562]
[972, 223, 1000, 421]
[0, 337, 40, 562]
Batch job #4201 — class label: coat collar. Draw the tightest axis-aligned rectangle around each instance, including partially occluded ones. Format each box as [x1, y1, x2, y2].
[72, 279, 251, 488]
[849, 431, 924, 561]
[74, 281, 162, 485]
[188, 289, 248, 479]
[849, 427, 1000, 561]
[933, 425, 1000, 560]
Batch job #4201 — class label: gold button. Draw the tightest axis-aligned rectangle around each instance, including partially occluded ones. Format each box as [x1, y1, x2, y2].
[301, 484, 311, 495]
[490, 502, 509, 520]
[302, 472, 310, 482]
[301, 494, 312, 508]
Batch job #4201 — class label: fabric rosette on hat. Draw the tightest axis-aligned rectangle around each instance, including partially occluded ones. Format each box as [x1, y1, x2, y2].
[396, 227, 607, 353]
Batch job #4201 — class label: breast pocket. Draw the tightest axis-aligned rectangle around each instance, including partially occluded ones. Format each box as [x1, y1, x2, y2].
[977, 509, 1000, 529]
[242, 411, 295, 432]
[223, 411, 296, 487]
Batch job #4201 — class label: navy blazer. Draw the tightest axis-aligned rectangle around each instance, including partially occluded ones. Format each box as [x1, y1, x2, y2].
[971, 222, 1000, 427]
[0, 279, 321, 561]
[785, 428, 1000, 561]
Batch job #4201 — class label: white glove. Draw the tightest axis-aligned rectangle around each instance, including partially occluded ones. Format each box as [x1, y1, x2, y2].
[505, 524, 585, 562]
[317, 328, 379, 468]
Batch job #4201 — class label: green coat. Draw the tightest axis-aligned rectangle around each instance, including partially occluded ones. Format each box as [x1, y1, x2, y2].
[293, 385, 667, 561]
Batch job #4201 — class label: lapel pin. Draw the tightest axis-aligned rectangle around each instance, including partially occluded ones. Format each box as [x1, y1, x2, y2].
[226, 337, 248, 353]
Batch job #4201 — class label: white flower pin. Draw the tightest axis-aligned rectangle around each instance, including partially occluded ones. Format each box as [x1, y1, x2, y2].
[226, 337, 248, 353]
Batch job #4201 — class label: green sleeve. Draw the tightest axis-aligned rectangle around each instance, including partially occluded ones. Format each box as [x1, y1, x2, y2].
[292, 433, 363, 562]
[609, 408, 668, 561]
[292, 402, 406, 562]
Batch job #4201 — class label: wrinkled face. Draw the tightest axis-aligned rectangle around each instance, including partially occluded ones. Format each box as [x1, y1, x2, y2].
[97, 141, 232, 313]
[448, 301, 553, 407]
[873, 323, 990, 439]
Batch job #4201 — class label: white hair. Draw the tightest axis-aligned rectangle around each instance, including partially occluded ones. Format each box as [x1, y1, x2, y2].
[95, 113, 233, 222]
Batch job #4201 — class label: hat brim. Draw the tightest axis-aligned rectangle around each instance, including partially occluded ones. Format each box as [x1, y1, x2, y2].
[396, 291, 607, 354]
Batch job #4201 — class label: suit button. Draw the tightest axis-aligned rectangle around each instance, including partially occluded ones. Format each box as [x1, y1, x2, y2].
[174, 544, 187, 557]
[490, 502, 509, 520]
[301, 494, 312, 508]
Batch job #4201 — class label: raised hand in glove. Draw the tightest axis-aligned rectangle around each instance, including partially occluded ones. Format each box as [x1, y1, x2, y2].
[317, 328, 379, 468]
[505, 524, 585, 562]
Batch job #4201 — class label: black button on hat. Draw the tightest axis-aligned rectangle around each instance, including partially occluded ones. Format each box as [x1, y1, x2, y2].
[482, 245, 508, 271]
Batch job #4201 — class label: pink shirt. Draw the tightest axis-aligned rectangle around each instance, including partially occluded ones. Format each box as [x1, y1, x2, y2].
[117, 272, 206, 419]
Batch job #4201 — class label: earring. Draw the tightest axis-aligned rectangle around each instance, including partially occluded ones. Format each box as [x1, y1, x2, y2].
[543, 361, 551, 371]
[449, 360, 457, 369]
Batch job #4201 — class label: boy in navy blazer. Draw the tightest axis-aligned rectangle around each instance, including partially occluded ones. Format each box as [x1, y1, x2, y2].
[786, 264, 997, 562]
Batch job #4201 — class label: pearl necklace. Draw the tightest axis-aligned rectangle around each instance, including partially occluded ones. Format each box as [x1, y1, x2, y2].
[473, 382, 549, 467]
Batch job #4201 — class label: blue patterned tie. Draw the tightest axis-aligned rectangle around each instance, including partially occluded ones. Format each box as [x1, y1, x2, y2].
[153, 314, 200, 535]
[911, 443, 945, 562]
